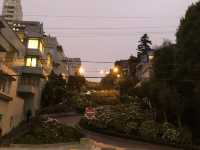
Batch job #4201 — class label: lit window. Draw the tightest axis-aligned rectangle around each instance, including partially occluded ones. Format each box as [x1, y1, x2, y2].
[39, 42, 44, 53]
[47, 55, 51, 67]
[149, 55, 154, 60]
[26, 58, 32, 67]
[26, 57, 37, 67]
[28, 39, 39, 49]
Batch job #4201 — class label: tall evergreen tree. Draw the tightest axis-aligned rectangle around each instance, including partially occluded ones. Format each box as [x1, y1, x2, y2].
[176, 1, 200, 136]
[137, 34, 152, 55]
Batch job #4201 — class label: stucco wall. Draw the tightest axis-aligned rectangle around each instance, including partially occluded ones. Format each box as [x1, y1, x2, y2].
[0, 78, 24, 135]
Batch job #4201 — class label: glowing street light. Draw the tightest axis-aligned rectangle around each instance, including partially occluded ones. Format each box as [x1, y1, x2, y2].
[113, 67, 119, 73]
[105, 71, 110, 75]
[100, 70, 104, 75]
[117, 74, 121, 78]
[79, 67, 85, 75]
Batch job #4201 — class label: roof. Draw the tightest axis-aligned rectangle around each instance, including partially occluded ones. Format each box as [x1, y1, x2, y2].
[44, 36, 59, 48]
[12, 20, 44, 37]
[0, 17, 25, 56]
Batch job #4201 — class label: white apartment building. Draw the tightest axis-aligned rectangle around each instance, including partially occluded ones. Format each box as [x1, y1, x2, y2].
[2, 0, 23, 25]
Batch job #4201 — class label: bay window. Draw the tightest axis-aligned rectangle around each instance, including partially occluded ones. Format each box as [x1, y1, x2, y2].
[47, 54, 52, 67]
[28, 39, 39, 49]
[26, 57, 37, 67]
[39, 42, 44, 53]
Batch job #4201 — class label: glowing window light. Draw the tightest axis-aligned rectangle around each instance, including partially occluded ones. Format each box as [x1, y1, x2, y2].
[28, 39, 39, 49]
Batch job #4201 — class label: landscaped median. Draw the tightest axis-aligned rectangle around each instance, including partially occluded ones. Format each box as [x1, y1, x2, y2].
[0, 116, 84, 145]
[79, 104, 194, 149]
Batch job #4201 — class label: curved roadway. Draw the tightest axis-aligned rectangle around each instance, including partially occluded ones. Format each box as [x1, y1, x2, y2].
[56, 115, 182, 150]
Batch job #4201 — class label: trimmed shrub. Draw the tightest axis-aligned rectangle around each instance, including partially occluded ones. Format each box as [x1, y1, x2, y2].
[12, 117, 84, 144]
[139, 120, 160, 141]
[177, 127, 193, 146]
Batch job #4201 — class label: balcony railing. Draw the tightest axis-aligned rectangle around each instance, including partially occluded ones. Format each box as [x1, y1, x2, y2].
[17, 84, 36, 95]
[26, 49, 43, 57]
[18, 66, 46, 77]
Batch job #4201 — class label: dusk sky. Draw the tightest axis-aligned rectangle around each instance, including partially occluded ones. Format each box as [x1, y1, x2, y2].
[1, 0, 199, 80]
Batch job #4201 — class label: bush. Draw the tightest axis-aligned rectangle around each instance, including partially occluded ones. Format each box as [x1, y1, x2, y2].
[72, 95, 96, 113]
[88, 90, 120, 106]
[79, 105, 193, 148]
[160, 122, 177, 144]
[124, 121, 139, 135]
[177, 127, 192, 146]
[162, 128, 179, 144]
[12, 117, 84, 144]
[139, 120, 160, 141]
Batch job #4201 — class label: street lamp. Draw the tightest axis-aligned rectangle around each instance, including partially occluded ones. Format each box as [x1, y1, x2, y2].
[100, 70, 104, 75]
[113, 67, 119, 73]
[79, 67, 85, 75]
[105, 71, 110, 75]
[117, 74, 121, 78]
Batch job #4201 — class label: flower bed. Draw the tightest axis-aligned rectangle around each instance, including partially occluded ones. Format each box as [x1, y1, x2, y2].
[1, 117, 84, 145]
[79, 104, 193, 149]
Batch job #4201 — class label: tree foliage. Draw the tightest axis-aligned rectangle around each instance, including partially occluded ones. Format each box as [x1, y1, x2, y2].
[137, 34, 152, 55]
[100, 74, 117, 89]
[176, 1, 200, 136]
[41, 72, 86, 108]
[67, 75, 86, 92]
[41, 72, 68, 108]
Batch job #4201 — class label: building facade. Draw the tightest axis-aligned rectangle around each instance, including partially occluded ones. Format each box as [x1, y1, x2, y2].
[2, 0, 23, 25]
[66, 58, 81, 76]
[44, 36, 68, 79]
[11, 21, 53, 116]
[136, 50, 154, 86]
[115, 56, 138, 78]
[0, 17, 25, 135]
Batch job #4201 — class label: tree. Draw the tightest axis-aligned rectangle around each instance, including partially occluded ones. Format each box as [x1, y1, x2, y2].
[152, 42, 176, 83]
[100, 74, 116, 89]
[137, 34, 152, 56]
[67, 75, 86, 92]
[176, 1, 200, 136]
[41, 72, 68, 108]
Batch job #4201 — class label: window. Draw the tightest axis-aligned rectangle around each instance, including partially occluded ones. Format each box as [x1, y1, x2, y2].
[0, 78, 6, 93]
[0, 77, 11, 94]
[7, 10, 14, 13]
[39, 42, 44, 53]
[26, 57, 37, 67]
[47, 55, 51, 67]
[28, 39, 39, 49]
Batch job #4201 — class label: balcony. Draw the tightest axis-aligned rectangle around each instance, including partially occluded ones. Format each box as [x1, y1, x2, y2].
[26, 49, 43, 57]
[18, 66, 46, 77]
[0, 62, 16, 80]
[0, 91, 13, 102]
[17, 84, 35, 95]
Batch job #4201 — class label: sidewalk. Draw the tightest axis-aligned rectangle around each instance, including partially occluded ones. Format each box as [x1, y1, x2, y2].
[0, 139, 122, 150]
